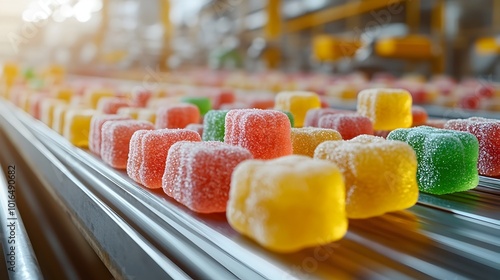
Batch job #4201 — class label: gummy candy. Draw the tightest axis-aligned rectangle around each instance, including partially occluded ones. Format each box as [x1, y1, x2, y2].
[227, 155, 347, 252]
[89, 115, 130, 156]
[156, 104, 200, 129]
[357, 88, 412, 130]
[291, 127, 342, 157]
[163, 141, 252, 213]
[224, 109, 292, 159]
[315, 135, 419, 218]
[63, 109, 97, 147]
[101, 120, 154, 169]
[445, 118, 500, 177]
[274, 91, 321, 127]
[135, 129, 201, 188]
[388, 126, 479, 194]
[202, 110, 228, 141]
[318, 114, 373, 140]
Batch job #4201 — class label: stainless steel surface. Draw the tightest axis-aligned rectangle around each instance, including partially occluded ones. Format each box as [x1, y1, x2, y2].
[0, 164, 42, 280]
[1, 98, 500, 279]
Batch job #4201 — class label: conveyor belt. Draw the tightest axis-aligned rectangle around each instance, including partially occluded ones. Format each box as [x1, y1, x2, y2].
[1, 99, 500, 279]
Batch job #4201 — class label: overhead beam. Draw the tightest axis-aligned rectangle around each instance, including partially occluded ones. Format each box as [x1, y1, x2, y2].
[286, 0, 407, 32]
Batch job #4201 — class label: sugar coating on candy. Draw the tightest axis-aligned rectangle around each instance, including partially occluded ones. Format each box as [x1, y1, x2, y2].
[314, 135, 418, 218]
[156, 104, 200, 129]
[318, 114, 373, 140]
[291, 127, 342, 157]
[278, 110, 295, 127]
[202, 110, 228, 141]
[185, 123, 204, 136]
[139, 129, 201, 189]
[101, 120, 154, 169]
[388, 126, 479, 194]
[412, 106, 428, 126]
[163, 141, 252, 213]
[227, 155, 347, 253]
[224, 109, 292, 159]
[445, 117, 500, 176]
[303, 108, 355, 127]
[63, 109, 97, 148]
[274, 91, 321, 127]
[127, 130, 150, 183]
[97, 97, 130, 114]
[181, 96, 211, 116]
[357, 88, 412, 130]
[89, 115, 131, 156]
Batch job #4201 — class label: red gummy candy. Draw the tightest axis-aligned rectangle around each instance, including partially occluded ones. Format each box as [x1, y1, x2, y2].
[224, 109, 292, 159]
[138, 129, 201, 189]
[412, 106, 428, 126]
[445, 117, 500, 176]
[89, 115, 131, 156]
[156, 104, 200, 129]
[163, 141, 252, 213]
[101, 120, 154, 169]
[304, 108, 355, 127]
[318, 114, 373, 140]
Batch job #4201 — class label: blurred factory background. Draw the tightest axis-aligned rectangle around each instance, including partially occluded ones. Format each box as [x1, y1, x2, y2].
[0, 0, 499, 80]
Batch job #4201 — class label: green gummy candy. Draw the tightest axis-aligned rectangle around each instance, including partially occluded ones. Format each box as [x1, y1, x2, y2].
[280, 110, 295, 127]
[202, 110, 228, 141]
[23, 68, 36, 80]
[387, 126, 479, 195]
[181, 97, 211, 116]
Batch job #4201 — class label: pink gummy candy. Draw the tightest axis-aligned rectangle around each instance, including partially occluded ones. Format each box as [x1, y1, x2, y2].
[318, 114, 373, 140]
[185, 123, 204, 136]
[224, 109, 292, 159]
[156, 104, 200, 129]
[101, 120, 154, 169]
[137, 129, 201, 189]
[127, 130, 150, 182]
[445, 117, 500, 177]
[89, 115, 131, 156]
[29, 94, 48, 119]
[162, 141, 252, 213]
[131, 90, 152, 107]
[97, 97, 130, 114]
[303, 108, 355, 127]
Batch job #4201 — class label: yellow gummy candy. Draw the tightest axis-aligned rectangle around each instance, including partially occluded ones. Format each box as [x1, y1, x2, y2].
[227, 155, 347, 253]
[85, 89, 115, 109]
[275, 91, 321, 127]
[63, 109, 97, 147]
[314, 135, 418, 219]
[357, 88, 412, 130]
[53, 88, 73, 102]
[291, 127, 342, 157]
